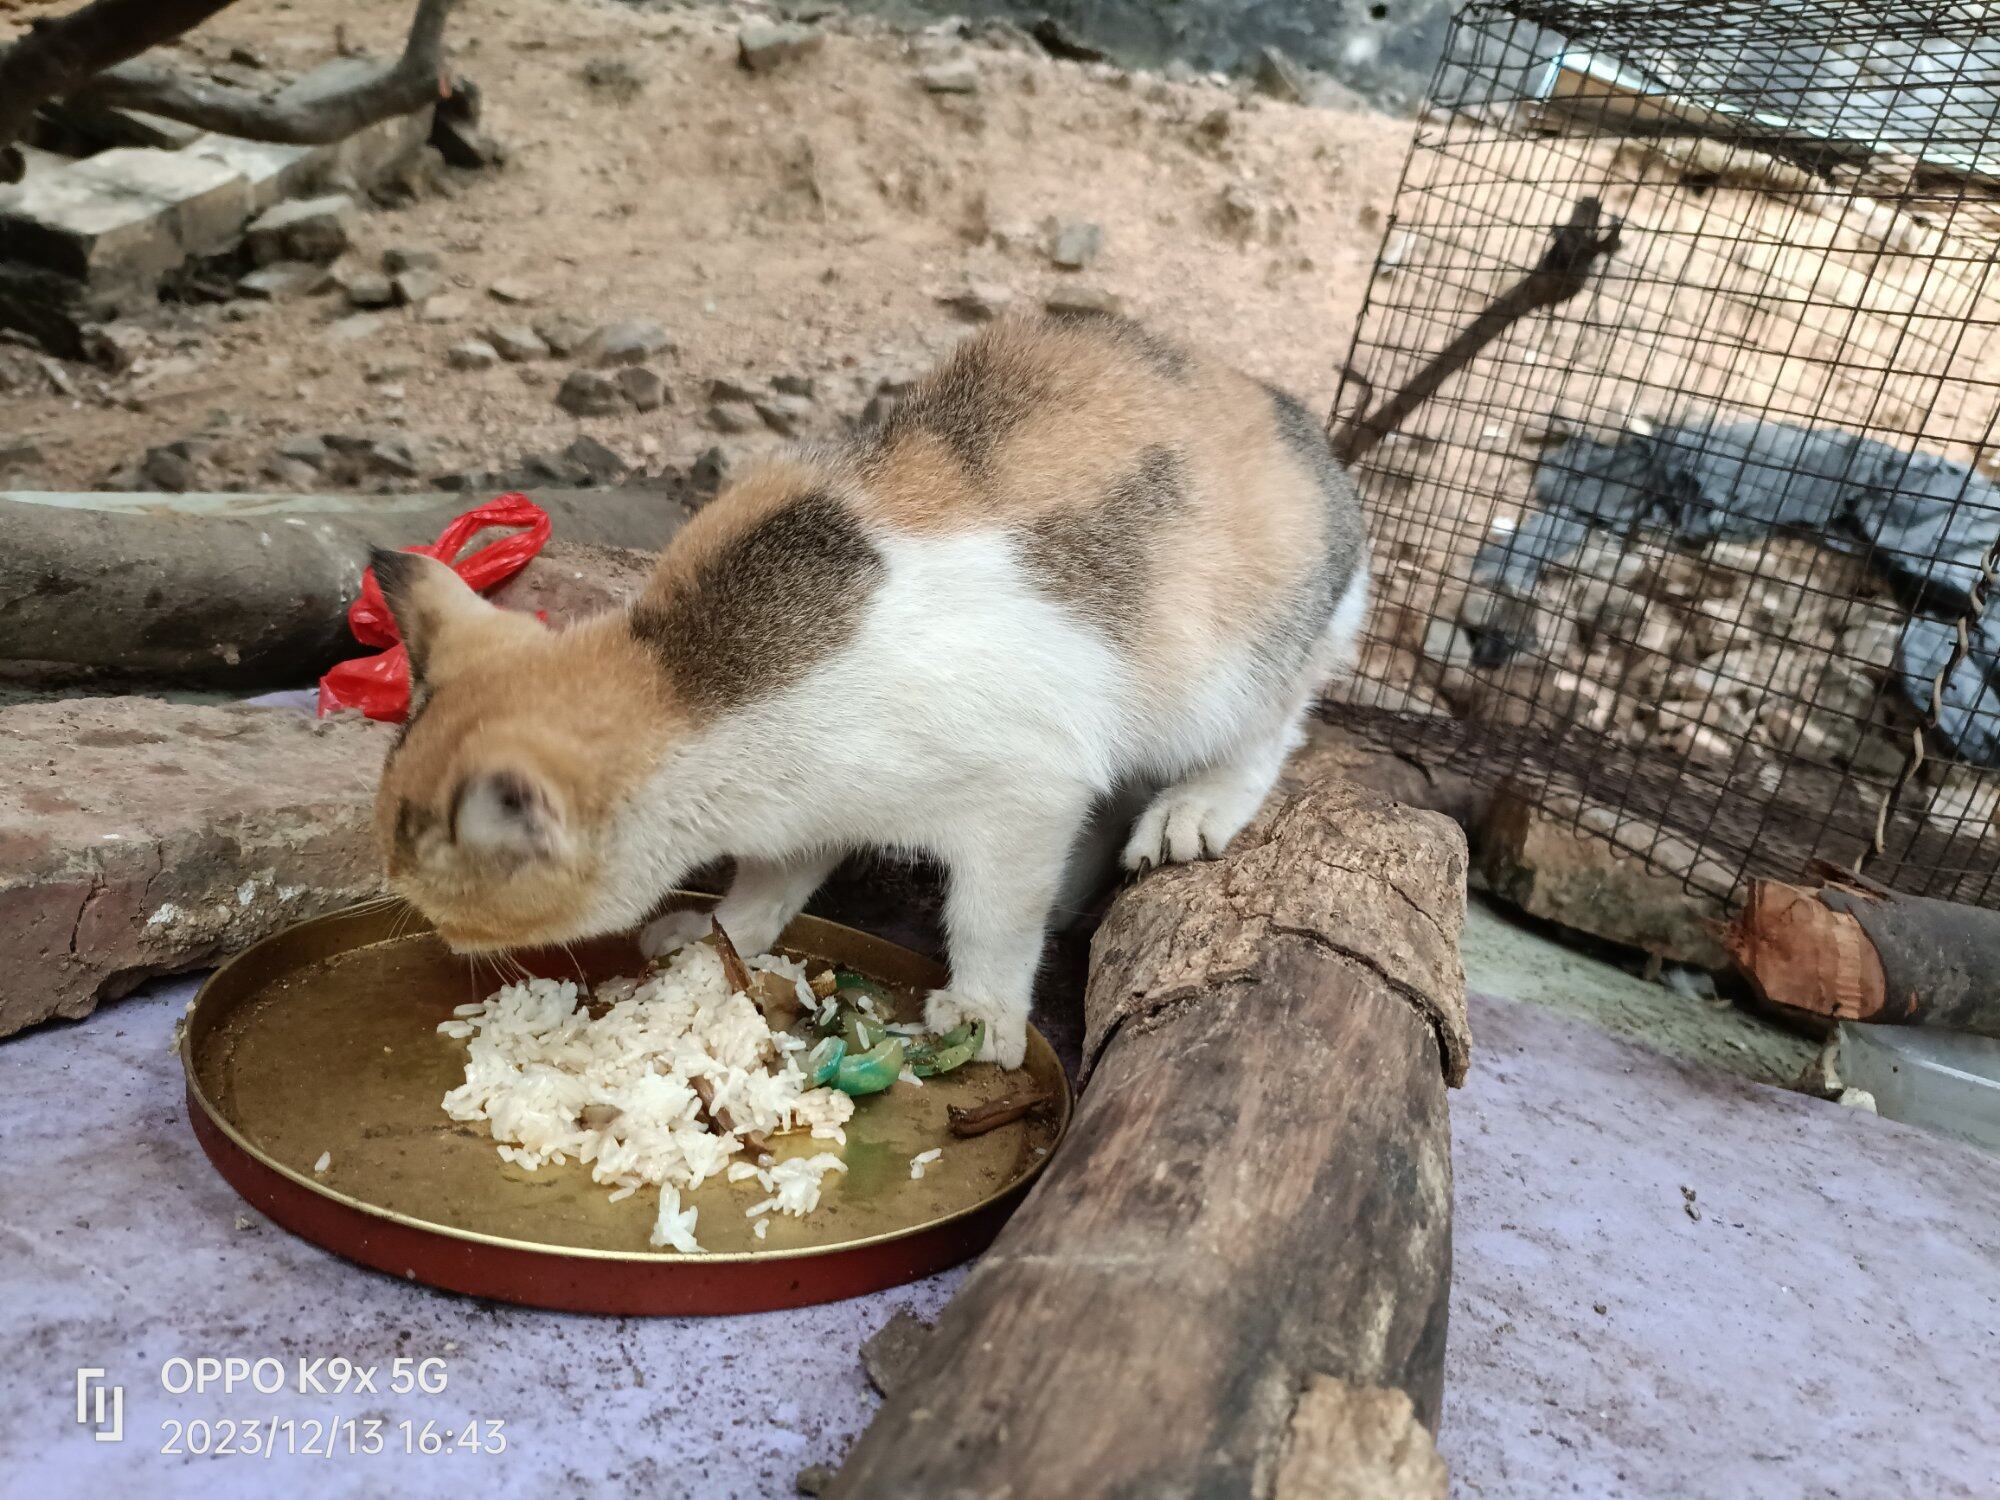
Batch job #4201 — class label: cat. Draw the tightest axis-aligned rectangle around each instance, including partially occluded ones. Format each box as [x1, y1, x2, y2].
[372, 312, 1369, 1068]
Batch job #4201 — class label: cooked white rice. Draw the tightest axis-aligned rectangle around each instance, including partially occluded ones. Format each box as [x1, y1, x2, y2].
[909, 1148, 942, 1180]
[438, 940, 856, 1252]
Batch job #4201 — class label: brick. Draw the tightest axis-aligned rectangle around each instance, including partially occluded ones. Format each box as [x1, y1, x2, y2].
[243, 193, 358, 264]
[0, 148, 250, 283]
[184, 134, 319, 214]
[0, 699, 392, 1037]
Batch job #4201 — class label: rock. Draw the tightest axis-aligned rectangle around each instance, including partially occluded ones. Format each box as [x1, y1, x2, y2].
[937, 282, 1012, 322]
[1044, 284, 1124, 317]
[0, 699, 390, 1037]
[139, 444, 200, 493]
[860, 1311, 933, 1398]
[236, 262, 326, 300]
[1216, 182, 1297, 245]
[448, 339, 499, 370]
[414, 291, 471, 324]
[383, 246, 441, 274]
[243, 194, 358, 265]
[392, 268, 445, 306]
[559, 436, 626, 485]
[1475, 790, 1730, 969]
[794, 1464, 835, 1497]
[707, 403, 759, 434]
[276, 433, 329, 467]
[325, 312, 386, 343]
[1253, 45, 1310, 104]
[1049, 220, 1104, 270]
[590, 319, 673, 366]
[615, 365, 668, 411]
[533, 314, 593, 356]
[263, 456, 320, 487]
[84, 323, 148, 372]
[342, 271, 395, 309]
[708, 376, 762, 404]
[487, 325, 550, 362]
[580, 56, 648, 102]
[488, 541, 653, 620]
[690, 445, 730, 492]
[771, 373, 816, 398]
[0, 148, 251, 285]
[737, 21, 825, 74]
[1029, 17, 1107, 63]
[430, 113, 507, 170]
[755, 395, 813, 438]
[557, 368, 622, 417]
[917, 56, 981, 94]
[360, 436, 428, 479]
[488, 278, 539, 306]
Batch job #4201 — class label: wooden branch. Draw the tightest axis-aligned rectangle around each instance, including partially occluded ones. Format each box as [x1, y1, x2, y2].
[829, 779, 1470, 1496]
[1727, 878, 2000, 1039]
[0, 0, 242, 183]
[68, 0, 460, 145]
[0, 492, 685, 689]
[1331, 196, 1623, 466]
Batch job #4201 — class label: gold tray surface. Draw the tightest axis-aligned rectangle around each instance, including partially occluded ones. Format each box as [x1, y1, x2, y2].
[183, 901, 1069, 1262]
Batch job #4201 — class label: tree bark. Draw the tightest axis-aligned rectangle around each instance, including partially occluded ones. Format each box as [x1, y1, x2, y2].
[829, 780, 1469, 1499]
[0, 0, 243, 183]
[0, 489, 687, 688]
[70, 0, 460, 145]
[0, 0, 460, 184]
[1727, 878, 2000, 1039]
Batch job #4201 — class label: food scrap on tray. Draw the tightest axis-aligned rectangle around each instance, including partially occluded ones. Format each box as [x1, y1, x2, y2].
[435, 920, 982, 1252]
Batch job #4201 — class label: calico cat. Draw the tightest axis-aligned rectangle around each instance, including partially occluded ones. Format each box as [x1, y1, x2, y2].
[373, 312, 1369, 1067]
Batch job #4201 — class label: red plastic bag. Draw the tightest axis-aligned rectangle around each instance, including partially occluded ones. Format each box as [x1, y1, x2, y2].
[317, 493, 552, 723]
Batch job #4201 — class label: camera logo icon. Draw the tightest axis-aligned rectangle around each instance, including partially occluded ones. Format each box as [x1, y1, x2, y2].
[75, 1368, 124, 1443]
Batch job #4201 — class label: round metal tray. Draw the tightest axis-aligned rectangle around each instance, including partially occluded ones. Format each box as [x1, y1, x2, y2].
[182, 899, 1069, 1314]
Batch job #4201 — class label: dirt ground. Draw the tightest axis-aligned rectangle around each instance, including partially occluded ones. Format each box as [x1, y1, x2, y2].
[1, 0, 1412, 491]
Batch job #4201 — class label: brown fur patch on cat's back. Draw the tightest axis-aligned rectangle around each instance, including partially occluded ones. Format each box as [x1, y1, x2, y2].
[854, 314, 1355, 678]
[629, 456, 885, 716]
[851, 313, 1214, 532]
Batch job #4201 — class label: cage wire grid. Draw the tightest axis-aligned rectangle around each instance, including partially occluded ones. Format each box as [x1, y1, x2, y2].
[1333, 0, 2000, 909]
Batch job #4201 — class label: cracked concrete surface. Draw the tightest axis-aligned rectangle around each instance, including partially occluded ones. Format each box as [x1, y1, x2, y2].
[2, 906, 1991, 1496]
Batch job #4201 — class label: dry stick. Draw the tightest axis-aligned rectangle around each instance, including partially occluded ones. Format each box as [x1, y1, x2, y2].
[0, 0, 242, 182]
[71, 0, 462, 143]
[1330, 195, 1624, 466]
[946, 1088, 1052, 1138]
[0, 0, 461, 184]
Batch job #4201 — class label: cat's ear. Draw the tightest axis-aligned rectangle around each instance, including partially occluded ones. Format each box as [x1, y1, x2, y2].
[370, 549, 499, 685]
[452, 768, 563, 862]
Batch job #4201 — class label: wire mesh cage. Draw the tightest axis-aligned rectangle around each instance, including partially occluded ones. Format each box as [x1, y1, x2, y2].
[1334, 0, 2000, 909]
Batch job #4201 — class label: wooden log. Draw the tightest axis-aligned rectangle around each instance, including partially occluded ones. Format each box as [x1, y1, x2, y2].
[829, 780, 1469, 1498]
[1727, 878, 2000, 1039]
[0, 489, 686, 688]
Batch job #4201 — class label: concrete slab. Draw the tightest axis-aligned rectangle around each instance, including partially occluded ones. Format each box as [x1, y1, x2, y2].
[0, 974, 965, 1498]
[3, 962, 1993, 1495]
[1442, 993, 1999, 1498]
[1462, 895, 1817, 1087]
[0, 148, 250, 282]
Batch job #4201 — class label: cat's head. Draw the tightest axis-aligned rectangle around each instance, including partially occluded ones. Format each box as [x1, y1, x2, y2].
[369, 551, 670, 953]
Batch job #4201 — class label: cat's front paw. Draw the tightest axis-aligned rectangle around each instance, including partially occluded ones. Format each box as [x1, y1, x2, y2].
[1121, 785, 1253, 871]
[639, 906, 712, 958]
[925, 989, 1028, 1070]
